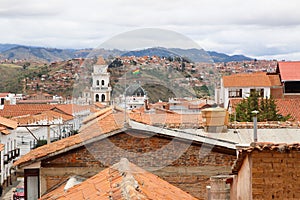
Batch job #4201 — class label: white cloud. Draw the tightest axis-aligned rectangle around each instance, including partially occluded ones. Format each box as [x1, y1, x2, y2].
[0, 0, 300, 60]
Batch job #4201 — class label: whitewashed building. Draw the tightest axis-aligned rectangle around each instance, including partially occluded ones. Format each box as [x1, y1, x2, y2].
[0, 117, 19, 188]
[217, 72, 281, 109]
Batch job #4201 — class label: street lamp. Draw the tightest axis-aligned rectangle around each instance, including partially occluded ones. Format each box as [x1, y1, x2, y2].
[252, 110, 259, 142]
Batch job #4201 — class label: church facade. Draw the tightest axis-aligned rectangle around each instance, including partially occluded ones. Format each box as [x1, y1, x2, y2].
[90, 57, 112, 104]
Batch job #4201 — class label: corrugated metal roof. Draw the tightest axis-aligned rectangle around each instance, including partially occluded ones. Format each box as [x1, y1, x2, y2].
[182, 128, 300, 145]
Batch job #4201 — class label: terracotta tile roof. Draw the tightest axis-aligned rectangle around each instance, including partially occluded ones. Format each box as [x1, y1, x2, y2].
[0, 116, 18, 129]
[0, 127, 11, 135]
[81, 106, 114, 125]
[0, 104, 55, 118]
[232, 142, 300, 173]
[267, 74, 281, 86]
[223, 72, 272, 87]
[53, 104, 90, 116]
[0, 144, 4, 151]
[12, 110, 73, 125]
[278, 61, 300, 81]
[94, 102, 106, 109]
[40, 158, 197, 200]
[14, 108, 123, 167]
[0, 93, 9, 98]
[275, 99, 300, 121]
[129, 112, 202, 128]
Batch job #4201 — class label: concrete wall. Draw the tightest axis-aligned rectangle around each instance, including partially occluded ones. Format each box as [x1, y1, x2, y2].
[39, 131, 236, 199]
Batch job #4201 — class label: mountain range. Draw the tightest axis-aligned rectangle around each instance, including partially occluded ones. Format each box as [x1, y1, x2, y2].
[0, 44, 253, 63]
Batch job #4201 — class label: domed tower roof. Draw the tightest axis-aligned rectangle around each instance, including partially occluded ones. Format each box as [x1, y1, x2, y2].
[125, 84, 146, 97]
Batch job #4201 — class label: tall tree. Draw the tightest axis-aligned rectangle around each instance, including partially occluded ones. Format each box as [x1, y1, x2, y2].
[233, 91, 290, 122]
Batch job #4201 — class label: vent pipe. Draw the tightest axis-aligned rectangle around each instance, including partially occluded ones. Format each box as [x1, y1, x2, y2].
[252, 110, 259, 142]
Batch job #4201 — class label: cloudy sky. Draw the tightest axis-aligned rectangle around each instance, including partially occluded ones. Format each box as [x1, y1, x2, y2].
[1, 0, 300, 60]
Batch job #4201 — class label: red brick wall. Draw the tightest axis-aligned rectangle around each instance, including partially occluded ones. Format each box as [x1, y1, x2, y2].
[41, 131, 236, 199]
[251, 150, 300, 199]
[271, 88, 283, 98]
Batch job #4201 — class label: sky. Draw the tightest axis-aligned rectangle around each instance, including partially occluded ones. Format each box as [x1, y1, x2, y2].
[1, 0, 300, 60]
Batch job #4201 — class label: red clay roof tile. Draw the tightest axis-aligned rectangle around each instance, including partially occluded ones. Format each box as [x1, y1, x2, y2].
[40, 158, 197, 200]
[223, 72, 272, 87]
[0, 116, 18, 129]
[278, 61, 300, 81]
[14, 108, 122, 167]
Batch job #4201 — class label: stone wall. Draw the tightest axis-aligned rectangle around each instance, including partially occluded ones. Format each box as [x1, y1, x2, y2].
[41, 130, 236, 199]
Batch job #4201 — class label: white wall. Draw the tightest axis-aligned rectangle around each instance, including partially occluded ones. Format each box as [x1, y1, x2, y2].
[0, 129, 18, 185]
[223, 87, 271, 109]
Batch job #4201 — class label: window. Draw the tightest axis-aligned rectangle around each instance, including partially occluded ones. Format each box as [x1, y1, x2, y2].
[96, 80, 100, 86]
[228, 89, 242, 98]
[101, 94, 105, 102]
[250, 89, 264, 97]
[0, 98, 4, 105]
[95, 94, 99, 102]
[284, 82, 300, 93]
[101, 80, 105, 86]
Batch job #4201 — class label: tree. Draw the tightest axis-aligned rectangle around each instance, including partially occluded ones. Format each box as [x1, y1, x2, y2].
[233, 91, 291, 122]
[23, 62, 30, 70]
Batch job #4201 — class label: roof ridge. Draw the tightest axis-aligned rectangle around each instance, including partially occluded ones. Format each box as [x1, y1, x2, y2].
[116, 158, 146, 200]
[82, 106, 112, 124]
[79, 108, 113, 132]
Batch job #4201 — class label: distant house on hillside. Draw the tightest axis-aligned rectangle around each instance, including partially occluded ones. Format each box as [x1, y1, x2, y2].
[217, 72, 281, 109]
[277, 61, 300, 97]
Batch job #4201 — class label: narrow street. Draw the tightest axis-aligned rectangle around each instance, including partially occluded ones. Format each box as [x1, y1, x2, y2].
[1, 178, 23, 200]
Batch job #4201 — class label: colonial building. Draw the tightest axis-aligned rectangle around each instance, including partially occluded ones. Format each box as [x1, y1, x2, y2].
[90, 57, 112, 104]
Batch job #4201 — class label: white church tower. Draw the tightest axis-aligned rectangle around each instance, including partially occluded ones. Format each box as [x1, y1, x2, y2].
[90, 57, 112, 104]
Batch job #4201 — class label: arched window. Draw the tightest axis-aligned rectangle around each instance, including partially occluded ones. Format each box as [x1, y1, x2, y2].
[101, 80, 105, 86]
[95, 94, 99, 102]
[101, 94, 105, 102]
[96, 80, 100, 86]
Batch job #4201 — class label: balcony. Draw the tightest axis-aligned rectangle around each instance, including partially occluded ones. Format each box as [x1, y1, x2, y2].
[3, 148, 21, 165]
[14, 148, 20, 158]
[4, 154, 9, 165]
